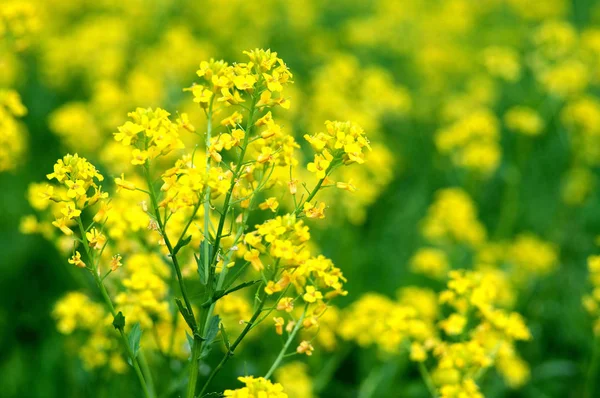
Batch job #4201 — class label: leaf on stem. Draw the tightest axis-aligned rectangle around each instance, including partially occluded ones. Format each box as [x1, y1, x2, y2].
[220, 322, 230, 350]
[196, 240, 214, 285]
[173, 234, 192, 255]
[200, 315, 221, 359]
[175, 298, 197, 332]
[185, 331, 194, 352]
[128, 323, 142, 359]
[112, 311, 125, 331]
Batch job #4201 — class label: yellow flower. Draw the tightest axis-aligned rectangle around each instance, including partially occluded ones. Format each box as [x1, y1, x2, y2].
[115, 173, 136, 192]
[52, 217, 73, 236]
[410, 247, 449, 279]
[176, 113, 195, 132]
[130, 148, 148, 165]
[303, 202, 326, 219]
[273, 317, 284, 335]
[303, 286, 323, 303]
[65, 179, 86, 198]
[243, 249, 264, 272]
[259, 197, 279, 212]
[68, 251, 86, 268]
[233, 74, 257, 91]
[192, 85, 213, 107]
[504, 106, 544, 136]
[114, 121, 143, 146]
[307, 150, 333, 179]
[410, 342, 427, 362]
[86, 228, 107, 250]
[277, 297, 294, 313]
[110, 254, 122, 271]
[440, 313, 467, 336]
[61, 202, 81, 220]
[219, 88, 245, 105]
[223, 376, 287, 398]
[336, 180, 357, 193]
[296, 340, 314, 356]
[221, 111, 243, 128]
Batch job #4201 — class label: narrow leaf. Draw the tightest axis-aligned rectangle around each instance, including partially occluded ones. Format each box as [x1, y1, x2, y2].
[199, 239, 213, 274]
[185, 331, 194, 353]
[173, 235, 192, 255]
[128, 323, 142, 359]
[220, 322, 230, 350]
[223, 280, 261, 297]
[200, 315, 221, 359]
[175, 298, 196, 331]
[195, 252, 206, 285]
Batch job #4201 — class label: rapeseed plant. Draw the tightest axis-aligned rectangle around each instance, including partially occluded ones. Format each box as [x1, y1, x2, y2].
[25, 49, 370, 397]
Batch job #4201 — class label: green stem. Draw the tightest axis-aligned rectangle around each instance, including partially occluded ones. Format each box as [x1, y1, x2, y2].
[186, 336, 203, 398]
[358, 359, 400, 398]
[203, 98, 214, 284]
[294, 177, 326, 216]
[418, 362, 438, 398]
[139, 352, 156, 398]
[198, 289, 267, 397]
[264, 305, 308, 379]
[313, 343, 352, 393]
[584, 335, 600, 398]
[144, 164, 198, 331]
[143, 165, 204, 398]
[210, 93, 258, 269]
[76, 219, 153, 398]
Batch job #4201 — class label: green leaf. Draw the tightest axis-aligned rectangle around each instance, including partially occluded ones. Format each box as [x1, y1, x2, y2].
[175, 298, 196, 332]
[128, 323, 142, 359]
[112, 311, 125, 331]
[220, 322, 230, 350]
[185, 331, 194, 352]
[197, 240, 213, 286]
[195, 252, 206, 285]
[202, 280, 261, 308]
[200, 315, 221, 359]
[173, 235, 192, 255]
[223, 280, 261, 297]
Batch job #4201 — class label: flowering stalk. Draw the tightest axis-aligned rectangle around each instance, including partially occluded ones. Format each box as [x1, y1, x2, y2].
[264, 305, 308, 379]
[75, 218, 154, 398]
[143, 163, 197, 332]
[199, 294, 268, 395]
[36, 49, 369, 398]
[141, 163, 203, 398]
[584, 335, 600, 398]
[417, 362, 438, 398]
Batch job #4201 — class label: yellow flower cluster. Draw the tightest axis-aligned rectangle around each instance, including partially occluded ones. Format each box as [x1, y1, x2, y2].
[583, 255, 600, 335]
[114, 107, 185, 165]
[338, 292, 435, 354]
[504, 106, 545, 136]
[507, 233, 559, 281]
[21, 47, 373, 398]
[420, 188, 486, 247]
[304, 120, 371, 178]
[0, 1, 40, 51]
[0, 90, 27, 172]
[337, 267, 532, 395]
[418, 270, 532, 394]
[52, 292, 126, 373]
[435, 109, 501, 176]
[223, 376, 287, 398]
[274, 362, 314, 398]
[45, 153, 108, 236]
[409, 247, 450, 280]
